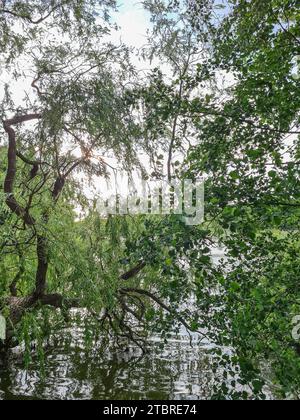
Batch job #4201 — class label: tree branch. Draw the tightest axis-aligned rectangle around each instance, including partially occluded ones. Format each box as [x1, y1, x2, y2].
[3, 114, 41, 226]
[1, 3, 63, 25]
[120, 262, 146, 281]
[120, 287, 205, 340]
[39, 294, 81, 309]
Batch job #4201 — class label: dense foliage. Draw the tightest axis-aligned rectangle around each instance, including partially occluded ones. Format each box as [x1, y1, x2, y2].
[0, 0, 299, 399]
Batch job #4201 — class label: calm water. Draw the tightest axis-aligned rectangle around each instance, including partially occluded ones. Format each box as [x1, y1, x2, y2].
[0, 249, 226, 400]
[0, 328, 220, 400]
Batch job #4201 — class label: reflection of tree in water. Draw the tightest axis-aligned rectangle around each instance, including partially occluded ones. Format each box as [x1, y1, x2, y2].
[0, 331, 216, 400]
[70, 344, 177, 400]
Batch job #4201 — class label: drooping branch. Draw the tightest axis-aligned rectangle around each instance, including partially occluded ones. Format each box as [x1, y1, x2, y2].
[16, 151, 43, 167]
[121, 287, 180, 317]
[120, 287, 207, 340]
[3, 114, 41, 226]
[16, 151, 47, 180]
[111, 309, 147, 352]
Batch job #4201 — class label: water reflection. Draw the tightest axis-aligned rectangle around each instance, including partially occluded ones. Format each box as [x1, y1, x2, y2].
[0, 329, 218, 400]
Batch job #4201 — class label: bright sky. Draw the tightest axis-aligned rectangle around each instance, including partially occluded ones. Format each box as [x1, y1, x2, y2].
[113, 0, 151, 49]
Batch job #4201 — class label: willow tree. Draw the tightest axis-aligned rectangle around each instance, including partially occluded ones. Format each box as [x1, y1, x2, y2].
[0, 0, 206, 358]
[0, 0, 149, 350]
[2, 0, 299, 400]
